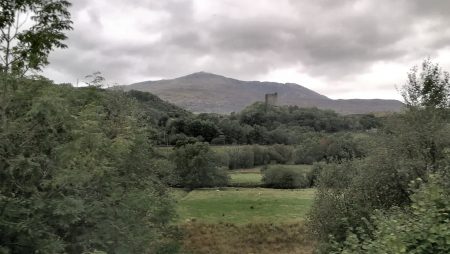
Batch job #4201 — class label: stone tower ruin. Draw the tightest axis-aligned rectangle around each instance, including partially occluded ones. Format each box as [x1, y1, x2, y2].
[265, 92, 278, 107]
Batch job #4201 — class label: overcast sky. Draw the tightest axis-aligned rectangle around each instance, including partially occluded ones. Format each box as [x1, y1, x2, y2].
[43, 0, 450, 100]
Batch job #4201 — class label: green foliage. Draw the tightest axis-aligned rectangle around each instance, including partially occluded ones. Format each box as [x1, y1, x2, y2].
[402, 58, 450, 109]
[267, 144, 294, 164]
[309, 60, 450, 253]
[262, 166, 310, 189]
[307, 162, 326, 187]
[0, 0, 73, 75]
[215, 145, 297, 170]
[252, 145, 271, 166]
[173, 142, 229, 189]
[309, 113, 450, 252]
[0, 75, 178, 253]
[293, 133, 367, 165]
[334, 176, 450, 254]
[227, 146, 255, 169]
[184, 119, 220, 142]
[157, 99, 382, 146]
[239, 102, 376, 133]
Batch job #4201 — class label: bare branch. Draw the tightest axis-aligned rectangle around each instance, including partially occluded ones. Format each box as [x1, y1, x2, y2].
[11, 11, 30, 41]
[0, 55, 6, 65]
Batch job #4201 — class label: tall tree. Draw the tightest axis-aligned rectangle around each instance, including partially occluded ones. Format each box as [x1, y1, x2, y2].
[402, 58, 450, 109]
[0, 0, 72, 76]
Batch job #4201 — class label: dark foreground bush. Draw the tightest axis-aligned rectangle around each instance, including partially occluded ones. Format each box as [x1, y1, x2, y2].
[331, 176, 450, 254]
[0, 76, 178, 253]
[262, 166, 310, 188]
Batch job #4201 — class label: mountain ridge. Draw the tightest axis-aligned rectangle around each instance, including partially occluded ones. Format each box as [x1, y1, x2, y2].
[124, 72, 403, 114]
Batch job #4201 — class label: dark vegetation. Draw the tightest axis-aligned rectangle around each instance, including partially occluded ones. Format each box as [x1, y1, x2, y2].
[172, 142, 228, 189]
[153, 100, 381, 146]
[0, 77, 179, 253]
[262, 166, 311, 189]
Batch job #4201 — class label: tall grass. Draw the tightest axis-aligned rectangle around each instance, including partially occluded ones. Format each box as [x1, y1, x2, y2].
[181, 222, 315, 254]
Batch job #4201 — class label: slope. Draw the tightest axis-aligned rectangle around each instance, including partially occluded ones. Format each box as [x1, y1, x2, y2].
[125, 72, 403, 114]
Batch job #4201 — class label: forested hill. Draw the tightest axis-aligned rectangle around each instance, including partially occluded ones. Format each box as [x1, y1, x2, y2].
[125, 90, 191, 123]
[125, 72, 404, 114]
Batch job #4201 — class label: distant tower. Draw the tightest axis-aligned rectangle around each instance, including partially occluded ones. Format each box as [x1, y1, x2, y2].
[265, 92, 278, 107]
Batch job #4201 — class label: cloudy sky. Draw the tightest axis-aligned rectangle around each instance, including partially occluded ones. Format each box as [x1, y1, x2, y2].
[43, 0, 450, 100]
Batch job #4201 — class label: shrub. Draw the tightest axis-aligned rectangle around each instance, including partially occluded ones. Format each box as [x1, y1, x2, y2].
[0, 77, 177, 253]
[293, 143, 324, 164]
[211, 135, 226, 145]
[173, 142, 229, 189]
[333, 176, 450, 254]
[214, 149, 230, 168]
[309, 108, 450, 252]
[307, 162, 326, 187]
[252, 145, 270, 166]
[267, 144, 293, 164]
[262, 166, 310, 189]
[227, 146, 255, 169]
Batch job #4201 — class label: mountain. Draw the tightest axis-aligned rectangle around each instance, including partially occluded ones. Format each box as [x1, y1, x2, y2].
[124, 72, 404, 114]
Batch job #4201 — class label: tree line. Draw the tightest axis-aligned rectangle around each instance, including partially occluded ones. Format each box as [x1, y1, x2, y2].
[149, 101, 382, 146]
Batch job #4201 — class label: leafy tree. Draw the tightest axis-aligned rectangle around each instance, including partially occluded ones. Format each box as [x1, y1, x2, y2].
[309, 60, 450, 253]
[402, 59, 450, 108]
[0, 76, 178, 253]
[173, 142, 228, 189]
[262, 166, 310, 189]
[333, 176, 450, 254]
[0, 0, 73, 75]
[184, 119, 220, 143]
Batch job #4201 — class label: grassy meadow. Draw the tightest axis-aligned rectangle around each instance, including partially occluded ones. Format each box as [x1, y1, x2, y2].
[175, 188, 315, 224]
[175, 188, 316, 253]
[165, 146, 317, 253]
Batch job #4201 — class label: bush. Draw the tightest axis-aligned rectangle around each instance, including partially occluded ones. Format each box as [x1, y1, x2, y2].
[252, 145, 270, 166]
[268, 144, 294, 164]
[307, 162, 326, 187]
[262, 166, 310, 189]
[309, 108, 450, 253]
[223, 145, 295, 169]
[0, 77, 177, 253]
[333, 176, 450, 254]
[214, 149, 231, 168]
[227, 146, 255, 169]
[293, 143, 324, 164]
[211, 135, 226, 145]
[173, 142, 229, 189]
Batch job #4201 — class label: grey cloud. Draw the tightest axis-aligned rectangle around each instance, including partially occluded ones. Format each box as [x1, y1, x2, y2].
[45, 0, 450, 95]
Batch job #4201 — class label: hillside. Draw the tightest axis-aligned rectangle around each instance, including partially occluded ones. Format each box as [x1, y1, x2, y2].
[125, 72, 403, 114]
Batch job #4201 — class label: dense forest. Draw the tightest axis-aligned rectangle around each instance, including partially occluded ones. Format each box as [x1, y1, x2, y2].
[147, 96, 381, 146]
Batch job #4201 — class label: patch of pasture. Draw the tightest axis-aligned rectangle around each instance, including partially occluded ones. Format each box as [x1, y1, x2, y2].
[176, 188, 315, 224]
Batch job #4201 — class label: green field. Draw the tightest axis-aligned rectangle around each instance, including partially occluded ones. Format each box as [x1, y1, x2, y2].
[175, 188, 315, 224]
